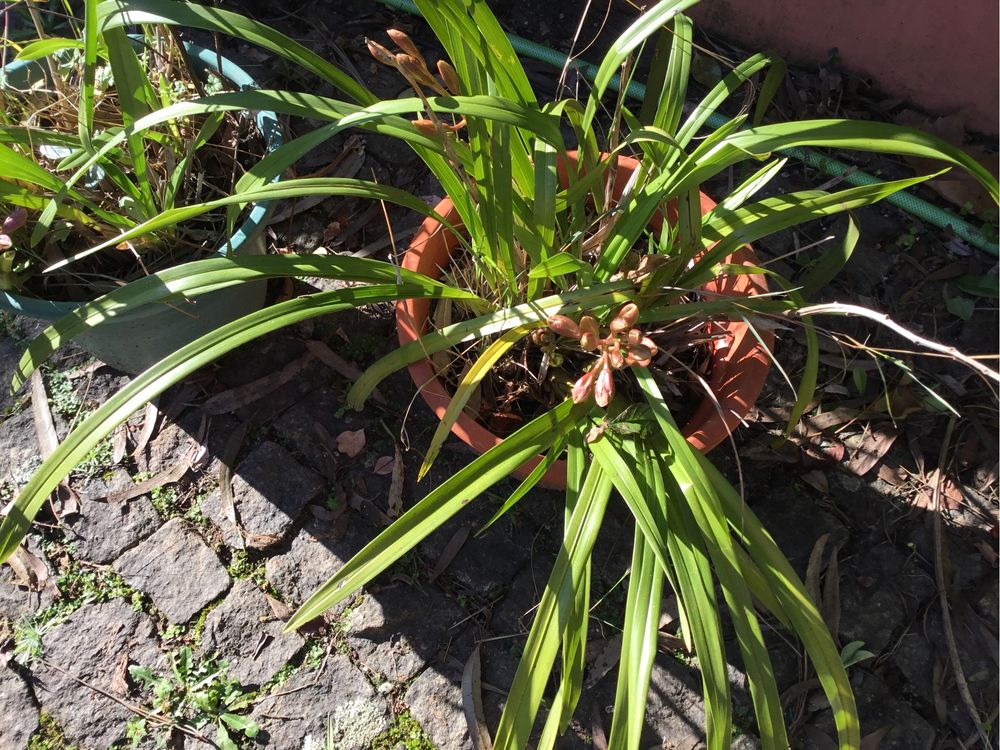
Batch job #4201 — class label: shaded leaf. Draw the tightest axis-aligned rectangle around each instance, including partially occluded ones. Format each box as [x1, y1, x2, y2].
[335, 429, 366, 458]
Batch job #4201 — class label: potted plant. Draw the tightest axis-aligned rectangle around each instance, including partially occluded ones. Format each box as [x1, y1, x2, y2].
[1, 0, 996, 747]
[0, 1, 283, 372]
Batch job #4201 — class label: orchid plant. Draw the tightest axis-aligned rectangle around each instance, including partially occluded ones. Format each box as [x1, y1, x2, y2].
[0, 0, 996, 748]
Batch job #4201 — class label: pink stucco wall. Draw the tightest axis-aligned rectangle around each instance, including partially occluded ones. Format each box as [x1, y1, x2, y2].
[690, 0, 999, 135]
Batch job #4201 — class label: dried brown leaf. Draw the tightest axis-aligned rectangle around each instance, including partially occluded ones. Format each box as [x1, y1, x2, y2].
[54, 484, 80, 520]
[860, 727, 890, 750]
[462, 646, 494, 750]
[429, 526, 470, 583]
[843, 424, 899, 476]
[373, 455, 395, 475]
[336, 428, 366, 458]
[387, 444, 404, 520]
[110, 653, 130, 696]
[7, 544, 49, 591]
[131, 403, 160, 458]
[111, 424, 128, 465]
[202, 354, 312, 415]
[801, 470, 829, 494]
[584, 633, 622, 689]
[265, 594, 294, 621]
[877, 463, 907, 486]
[30, 371, 59, 459]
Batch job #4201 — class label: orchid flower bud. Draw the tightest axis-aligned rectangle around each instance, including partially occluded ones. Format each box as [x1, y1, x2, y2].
[366, 38, 397, 66]
[578, 316, 599, 349]
[437, 60, 461, 94]
[594, 361, 614, 407]
[609, 302, 640, 332]
[607, 341, 625, 369]
[3, 208, 27, 234]
[410, 119, 438, 137]
[397, 54, 440, 88]
[626, 344, 653, 367]
[547, 314, 581, 339]
[386, 29, 425, 64]
[627, 328, 642, 346]
[571, 364, 599, 404]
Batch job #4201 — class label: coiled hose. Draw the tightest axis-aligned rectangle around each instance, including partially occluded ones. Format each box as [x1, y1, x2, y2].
[379, 0, 999, 258]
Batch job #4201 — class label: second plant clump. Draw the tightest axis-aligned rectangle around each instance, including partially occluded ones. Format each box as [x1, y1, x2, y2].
[1, 0, 997, 749]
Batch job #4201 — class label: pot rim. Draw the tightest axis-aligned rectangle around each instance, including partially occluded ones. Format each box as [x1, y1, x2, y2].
[396, 153, 774, 489]
[0, 40, 283, 320]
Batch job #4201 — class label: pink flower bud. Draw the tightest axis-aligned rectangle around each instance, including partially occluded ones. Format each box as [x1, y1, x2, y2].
[594, 362, 614, 407]
[547, 314, 581, 339]
[607, 341, 625, 369]
[610, 303, 639, 332]
[571, 365, 598, 404]
[396, 54, 437, 86]
[627, 328, 642, 346]
[3, 208, 27, 234]
[626, 344, 653, 367]
[0, 234, 11, 250]
[386, 29, 422, 61]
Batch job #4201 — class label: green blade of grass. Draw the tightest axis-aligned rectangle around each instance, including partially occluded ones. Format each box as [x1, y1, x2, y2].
[590, 436, 732, 750]
[607, 531, 664, 750]
[637, 371, 788, 748]
[103, 26, 156, 216]
[582, 0, 699, 133]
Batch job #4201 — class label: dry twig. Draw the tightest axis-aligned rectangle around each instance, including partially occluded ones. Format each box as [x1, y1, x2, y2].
[932, 418, 990, 748]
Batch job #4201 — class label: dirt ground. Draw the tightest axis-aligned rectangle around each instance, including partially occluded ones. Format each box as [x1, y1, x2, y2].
[0, 1, 997, 748]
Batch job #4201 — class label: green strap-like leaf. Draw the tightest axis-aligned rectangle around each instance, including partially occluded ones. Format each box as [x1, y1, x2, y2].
[347, 282, 634, 408]
[13, 254, 482, 391]
[97, 0, 376, 104]
[418, 324, 533, 480]
[286, 399, 588, 630]
[493, 461, 612, 750]
[0, 283, 475, 565]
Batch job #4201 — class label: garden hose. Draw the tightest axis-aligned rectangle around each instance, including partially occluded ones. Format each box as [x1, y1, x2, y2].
[378, 0, 999, 258]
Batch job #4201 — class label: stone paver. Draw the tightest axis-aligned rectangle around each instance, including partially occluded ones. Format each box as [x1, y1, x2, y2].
[64, 470, 161, 564]
[251, 655, 390, 749]
[201, 440, 325, 550]
[346, 584, 466, 683]
[32, 600, 163, 748]
[643, 659, 707, 748]
[113, 517, 230, 623]
[0, 661, 38, 749]
[199, 579, 304, 687]
[265, 516, 370, 610]
[0, 409, 43, 488]
[404, 666, 471, 750]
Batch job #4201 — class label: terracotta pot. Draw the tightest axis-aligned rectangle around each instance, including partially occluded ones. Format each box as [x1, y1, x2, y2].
[396, 153, 774, 489]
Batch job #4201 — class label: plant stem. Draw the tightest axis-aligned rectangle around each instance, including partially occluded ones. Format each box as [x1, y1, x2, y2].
[796, 303, 1000, 385]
